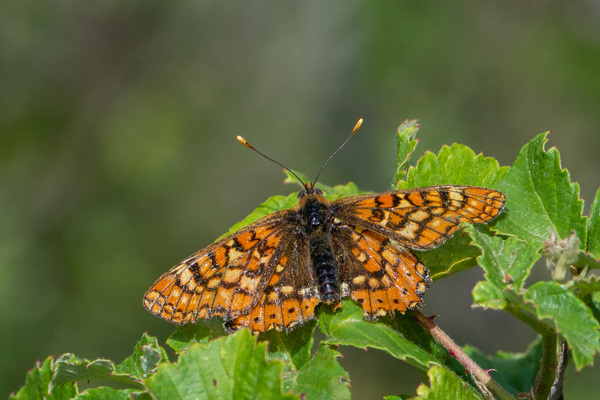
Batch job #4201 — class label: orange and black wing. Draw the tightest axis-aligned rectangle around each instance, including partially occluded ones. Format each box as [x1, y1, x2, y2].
[332, 185, 506, 251]
[143, 210, 298, 325]
[226, 235, 321, 333]
[333, 224, 431, 319]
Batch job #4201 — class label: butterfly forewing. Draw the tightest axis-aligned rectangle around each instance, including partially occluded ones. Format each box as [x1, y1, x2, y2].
[143, 210, 297, 324]
[332, 186, 506, 250]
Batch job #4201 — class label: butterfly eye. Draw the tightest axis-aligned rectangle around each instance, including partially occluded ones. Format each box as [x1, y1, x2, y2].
[297, 190, 307, 200]
[315, 188, 323, 196]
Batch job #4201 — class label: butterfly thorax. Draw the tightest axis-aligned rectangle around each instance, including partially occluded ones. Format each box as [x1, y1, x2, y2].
[296, 186, 340, 305]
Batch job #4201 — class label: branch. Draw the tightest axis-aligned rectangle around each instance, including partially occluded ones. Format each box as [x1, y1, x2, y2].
[413, 310, 515, 400]
[505, 303, 558, 400]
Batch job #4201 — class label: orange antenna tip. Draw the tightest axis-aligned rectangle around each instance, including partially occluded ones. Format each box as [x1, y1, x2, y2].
[352, 118, 363, 136]
[236, 135, 252, 148]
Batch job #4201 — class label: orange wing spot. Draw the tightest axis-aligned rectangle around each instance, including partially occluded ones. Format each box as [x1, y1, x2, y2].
[416, 228, 444, 247]
[213, 286, 235, 312]
[264, 303, 284, 330]
[181, 312, 195, 325]
[407, 191, 426, 207]
[222, 267, 244, 285]
[281, 298, 303, 328]
[235, 231, 260, 250]
[368, 290, 391, 317]
[300, 296, 319, 318]
[187, 292, 201, 316]
[151, 275, 176, 293]
[376, 194, 395, 208]
[199, 290, 216, 315]
[170, 311, 184, 324]
[267, 271, 281, 286]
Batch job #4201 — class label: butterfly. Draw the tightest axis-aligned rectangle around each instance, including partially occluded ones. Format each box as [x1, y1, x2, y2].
[143, 119, 506, 333]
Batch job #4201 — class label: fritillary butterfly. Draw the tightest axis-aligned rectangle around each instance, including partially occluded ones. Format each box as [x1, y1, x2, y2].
[143, 120, 506, 333]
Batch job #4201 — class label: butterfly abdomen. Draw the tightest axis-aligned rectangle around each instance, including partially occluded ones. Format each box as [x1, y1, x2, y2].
[309, 236, 340, 303]
[298, 192, 341, 304]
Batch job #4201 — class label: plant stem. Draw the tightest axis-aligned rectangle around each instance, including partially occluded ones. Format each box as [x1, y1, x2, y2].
[413, 310, 515, 400]
[505, 303, 558, 400]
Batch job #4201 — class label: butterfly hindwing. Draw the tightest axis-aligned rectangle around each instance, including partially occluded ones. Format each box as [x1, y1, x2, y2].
[333, 225, 430, 319]
[226, 236, 321, 332]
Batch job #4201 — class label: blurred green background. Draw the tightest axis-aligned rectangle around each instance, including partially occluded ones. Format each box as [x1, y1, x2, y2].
[2, 1, 600, 398]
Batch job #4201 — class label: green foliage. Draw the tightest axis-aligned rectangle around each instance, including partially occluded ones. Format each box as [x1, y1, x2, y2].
[13, 122, 600, 399]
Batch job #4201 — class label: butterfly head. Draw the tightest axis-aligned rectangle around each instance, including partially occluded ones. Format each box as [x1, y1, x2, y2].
[297, 182, 324, 202]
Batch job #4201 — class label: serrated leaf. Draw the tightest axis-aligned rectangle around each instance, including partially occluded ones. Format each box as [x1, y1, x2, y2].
[523, 281, 600, 370]
[397, 143, 507, 190]
[414, 365, 482, 400]
[395, 119, 420, 182]
[74, 388, 143, 400]
[10, 356, 78, 400]
[166, 319, 227, 352]
[51, 354, 140, 391]
[416, 234, 482, 280]
[471, 281, 507, 310]
[451, 338, 542, 396]
[494, 133, 586, 247]
[262, 321, 317, 392]
[467, 226, 541, 290]
[117, 333, 168, 379]
[569, 275, 600, 298]
[320, 299, 444, 370]
[144, 329, 297, 400]
[588, 188, 600, 259]
[262, 321, 317, 370]
[293, 344, 351, 400]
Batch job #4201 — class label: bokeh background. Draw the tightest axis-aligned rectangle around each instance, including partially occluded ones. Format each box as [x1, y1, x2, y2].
[2, 1, 600, 398]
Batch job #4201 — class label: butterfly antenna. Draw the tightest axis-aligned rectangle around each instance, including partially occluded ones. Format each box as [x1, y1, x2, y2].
[312, 118, 363, 184]
[236, 135, 306, 187]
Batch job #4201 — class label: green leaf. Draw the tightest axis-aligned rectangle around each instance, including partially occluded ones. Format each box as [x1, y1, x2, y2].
[588, 187, 600, 259]
[10, 356, 78, 400]
[320, 299, 444, 370]
[51, 354, 141, 391]
[453, 338, 542, 396]
[397, 143, 508, 189]
[414, 365, 482, 400]
[144, 329, 297, 400]
[494, 133, 586, 247]
[261, 321, 318, 392]
[570, 275, 600, 299]
[416, 234, 482, 280]
[293, 344, 351, 400]
[263, 322, 316, 371]
[74, 388, 144, 400]
[394, 119, 420, 182]
[117, 333, 169, 379]
[166, 319, 227, 353]
[223, 192, 298, 237]
[471, 281, 507, 310]
[523, 281, 600, 370]
[468, 226, 541, 290]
